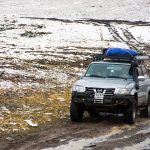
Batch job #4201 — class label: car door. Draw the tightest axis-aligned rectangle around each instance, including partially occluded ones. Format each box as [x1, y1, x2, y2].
[137, 66, 147, 105]
[141, 64, 150, 104]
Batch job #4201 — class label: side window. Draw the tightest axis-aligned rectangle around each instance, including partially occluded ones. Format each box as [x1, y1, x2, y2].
[137, 67, 143, 76]
[141, 65, 148, 77]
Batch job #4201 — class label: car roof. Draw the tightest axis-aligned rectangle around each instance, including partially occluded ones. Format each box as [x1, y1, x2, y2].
[91, 60, 131, 65]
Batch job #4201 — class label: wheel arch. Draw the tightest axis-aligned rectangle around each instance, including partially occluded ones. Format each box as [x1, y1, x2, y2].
[130, 89, 138, 105]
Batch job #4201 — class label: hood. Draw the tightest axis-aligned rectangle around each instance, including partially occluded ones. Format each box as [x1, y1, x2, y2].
[74, 77, 134, 89]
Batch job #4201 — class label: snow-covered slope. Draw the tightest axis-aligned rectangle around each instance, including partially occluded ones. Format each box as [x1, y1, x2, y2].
[0, 0, 150, 21]
[0, 0, 150, 90]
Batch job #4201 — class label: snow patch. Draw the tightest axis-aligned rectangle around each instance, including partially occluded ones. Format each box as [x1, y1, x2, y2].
[24, 119, 38, 127]
[42, 139, 94, 150]
[136, 127, 150, 135]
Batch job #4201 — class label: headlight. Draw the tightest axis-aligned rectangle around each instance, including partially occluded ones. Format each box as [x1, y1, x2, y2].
[114, 88, 131, 95]
[72, 85, 85, 92]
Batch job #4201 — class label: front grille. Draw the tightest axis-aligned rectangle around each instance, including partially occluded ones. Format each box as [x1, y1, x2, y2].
[105, 89, 115, 95]
[86, 88, 115, 96]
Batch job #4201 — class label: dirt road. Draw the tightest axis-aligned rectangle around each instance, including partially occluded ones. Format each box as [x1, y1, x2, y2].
[1, 115, 150, 150]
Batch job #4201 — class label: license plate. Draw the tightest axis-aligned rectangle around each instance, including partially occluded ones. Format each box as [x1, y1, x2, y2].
[94, 93, 104, 100]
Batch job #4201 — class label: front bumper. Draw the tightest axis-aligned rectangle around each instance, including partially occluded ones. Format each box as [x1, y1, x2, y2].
[72, 91, 134, 107]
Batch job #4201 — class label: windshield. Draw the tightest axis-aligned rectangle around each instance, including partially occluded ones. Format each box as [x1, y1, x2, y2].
[85, 62, 133, 79]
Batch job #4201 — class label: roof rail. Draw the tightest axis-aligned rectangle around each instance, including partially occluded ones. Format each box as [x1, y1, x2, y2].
[93, 54, 134, 61]
[93, 54, 150, 62]
[135, 55, 150, 61]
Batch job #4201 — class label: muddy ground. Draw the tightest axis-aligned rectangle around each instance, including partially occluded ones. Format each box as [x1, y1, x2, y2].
[1, 115, 150, 150]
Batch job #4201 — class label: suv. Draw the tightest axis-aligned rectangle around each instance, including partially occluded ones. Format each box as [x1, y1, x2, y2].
[70, 54, 150, 124]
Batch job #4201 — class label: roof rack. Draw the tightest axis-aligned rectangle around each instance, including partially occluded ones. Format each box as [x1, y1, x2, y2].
[93, 54, 150, 62]
[135, 55, 150, 61]
[93, 54, 134, 62]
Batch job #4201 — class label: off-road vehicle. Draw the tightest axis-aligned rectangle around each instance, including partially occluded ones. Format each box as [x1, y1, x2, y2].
[70, 49, 150, 124]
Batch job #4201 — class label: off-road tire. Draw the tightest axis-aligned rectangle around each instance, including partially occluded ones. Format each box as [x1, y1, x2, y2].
[70, 100, 84, 122]
[139, 95, 150, 118]
[139, 106, 149, 118]
[124, 101, 137, 124]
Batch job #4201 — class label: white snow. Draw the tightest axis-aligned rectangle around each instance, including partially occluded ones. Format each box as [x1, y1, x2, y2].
[136, 127, 150, 135]
[0, 106, 10, 114]
[0, 16, 149, 90]
[129, 26, 150, 43]
[0, 80, 15, 89]
[42, 139, 93, 150]
[0, 0, 150, 21]
[24, 119, 38, 127]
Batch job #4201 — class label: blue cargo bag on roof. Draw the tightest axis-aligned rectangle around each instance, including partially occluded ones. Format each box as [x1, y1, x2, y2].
[105, 48, 138, 57]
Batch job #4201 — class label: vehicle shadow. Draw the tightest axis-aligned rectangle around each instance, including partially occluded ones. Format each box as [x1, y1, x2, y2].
[82, 112, 124, 124]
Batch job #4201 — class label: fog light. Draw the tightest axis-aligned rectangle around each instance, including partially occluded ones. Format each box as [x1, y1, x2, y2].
[82, 98, 85, 101]
[116, 100, 119, 104]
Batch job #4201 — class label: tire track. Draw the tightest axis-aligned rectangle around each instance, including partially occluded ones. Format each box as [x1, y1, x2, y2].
[23, 17, 150, 51]
[4, 118, 150, 150]
[21, 17, 150, 26]
[107, 24, 125, 42]
[84, 120, 150, 150]
[121, 28, 145, 50]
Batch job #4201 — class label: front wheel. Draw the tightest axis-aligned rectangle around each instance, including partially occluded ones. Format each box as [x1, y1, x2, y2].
[139, 106, 149, 118]
[70, 100, 84, 122]
[124, 101, 137, 124]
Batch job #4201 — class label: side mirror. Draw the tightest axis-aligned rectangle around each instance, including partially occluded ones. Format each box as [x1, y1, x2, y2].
[138, 76, 145, 81]
[131, 61, 138, 67]
[135, 83, 139, 90]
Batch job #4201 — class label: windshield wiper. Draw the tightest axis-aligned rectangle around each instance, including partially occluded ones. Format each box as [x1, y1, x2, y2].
[86, 75, 105, 78]
[107, 76, 127, 80]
